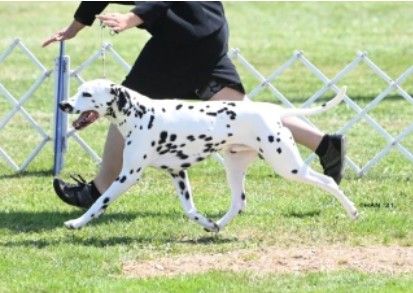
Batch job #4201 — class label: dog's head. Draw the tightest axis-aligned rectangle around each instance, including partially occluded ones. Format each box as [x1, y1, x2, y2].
[59, 79, 118, 130]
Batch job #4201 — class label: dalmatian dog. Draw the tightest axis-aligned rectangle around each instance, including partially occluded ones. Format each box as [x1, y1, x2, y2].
[59, 79, 358, 231]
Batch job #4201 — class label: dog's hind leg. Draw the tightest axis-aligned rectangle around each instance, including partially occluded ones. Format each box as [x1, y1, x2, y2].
[170, 170, 220, 232]
[216, 149, 257, 230]
[287, 166, 359, 219]
[259, 126, 358, 219]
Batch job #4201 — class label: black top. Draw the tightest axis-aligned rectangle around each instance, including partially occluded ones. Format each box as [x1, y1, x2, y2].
[74, 1, 226, 43]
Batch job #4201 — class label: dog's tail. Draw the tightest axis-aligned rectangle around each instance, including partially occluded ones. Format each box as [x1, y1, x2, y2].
[279, 87, 347, 118]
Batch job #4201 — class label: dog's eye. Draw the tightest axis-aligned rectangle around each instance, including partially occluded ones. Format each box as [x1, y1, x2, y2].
[82, 92, 92, 98]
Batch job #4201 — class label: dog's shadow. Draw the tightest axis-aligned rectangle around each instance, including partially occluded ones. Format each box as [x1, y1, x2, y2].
[0, 209, 197, 233]
[0, 210, 141, 233]
[0, 210, 237, 248]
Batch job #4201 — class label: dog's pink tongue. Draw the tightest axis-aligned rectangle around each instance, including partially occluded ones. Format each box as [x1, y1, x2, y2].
[73, 111, 99, 130]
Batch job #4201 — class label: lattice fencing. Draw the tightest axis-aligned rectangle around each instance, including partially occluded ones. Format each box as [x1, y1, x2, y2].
[1, 38, 412, 175]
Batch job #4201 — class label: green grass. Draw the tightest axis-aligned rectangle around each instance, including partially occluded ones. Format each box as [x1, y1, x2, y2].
[1, 2, 412, 292]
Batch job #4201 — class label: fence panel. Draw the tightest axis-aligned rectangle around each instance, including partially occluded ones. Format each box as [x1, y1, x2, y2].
[1, 38, 412, 175]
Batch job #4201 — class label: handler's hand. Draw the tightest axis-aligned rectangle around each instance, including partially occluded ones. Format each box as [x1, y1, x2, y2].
[42, 20, 85, 47]
[96, 12, 143, 33]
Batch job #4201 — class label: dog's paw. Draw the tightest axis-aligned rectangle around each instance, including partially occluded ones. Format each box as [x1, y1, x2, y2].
[203, 220, 220, 233]
[348, 208, 359, 220]
[64, 219, 83, 229]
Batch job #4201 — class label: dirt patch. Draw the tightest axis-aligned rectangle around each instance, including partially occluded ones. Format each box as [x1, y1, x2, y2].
[123, 245, 413, 278]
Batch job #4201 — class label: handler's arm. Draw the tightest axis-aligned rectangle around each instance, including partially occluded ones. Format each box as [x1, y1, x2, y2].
[42, 1, 108, 47]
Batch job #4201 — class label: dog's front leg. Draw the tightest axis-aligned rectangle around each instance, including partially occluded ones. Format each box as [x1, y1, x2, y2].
[170, 170, 220, 232]
[64, 162, 145, 229]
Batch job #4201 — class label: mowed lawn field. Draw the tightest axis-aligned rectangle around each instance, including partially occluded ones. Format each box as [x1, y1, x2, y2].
[1, 2, 413, 292]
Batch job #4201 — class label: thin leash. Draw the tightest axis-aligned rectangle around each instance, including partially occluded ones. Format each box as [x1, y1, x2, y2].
[99, 20, 118, 79]
[99, 20, 107, 79]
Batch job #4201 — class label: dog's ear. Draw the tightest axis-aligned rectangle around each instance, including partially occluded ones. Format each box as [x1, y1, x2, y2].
[109, 84, 119, 96]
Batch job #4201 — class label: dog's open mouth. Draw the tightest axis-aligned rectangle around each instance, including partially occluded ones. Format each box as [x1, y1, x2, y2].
[72, 110, 99, 130]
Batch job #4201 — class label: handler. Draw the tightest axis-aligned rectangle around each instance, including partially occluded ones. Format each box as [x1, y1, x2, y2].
[42, 1, 345, 209]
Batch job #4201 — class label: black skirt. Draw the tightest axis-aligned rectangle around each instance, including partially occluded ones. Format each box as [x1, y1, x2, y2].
[121, 23, 245, 100]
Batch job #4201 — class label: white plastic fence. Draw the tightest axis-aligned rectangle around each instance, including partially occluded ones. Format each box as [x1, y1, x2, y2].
[1, 38, 412, 175]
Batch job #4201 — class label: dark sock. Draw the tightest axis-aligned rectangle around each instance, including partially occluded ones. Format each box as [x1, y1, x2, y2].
[315, 134, 330, 157]
[89, 181, 102, 200]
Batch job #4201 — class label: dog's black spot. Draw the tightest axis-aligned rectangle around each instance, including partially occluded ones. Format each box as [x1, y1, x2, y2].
[277, 147, 282, 154]
[147, 115, 155, 129]
[199, 109, 205, 113]
[198, 134, 206, 139]
[228, 133, 233, 137]
[159, 131, 168, 144]
[137, 167, 141, 173]
[257, 137, 261, 142]
[277, 138, 281, 142]
[194, 216, 199, 221]
[162, 108, 166, 112]
[91, 214, 95, 218]
[322, 103, 327, 107]
[178, 181, 185, 191]
[170, 134, 177, 142]
[227, 102, 236, 107]
[226, 110, 237, 120]
[259, 148, 264, 153]
[116, 91, 128, 112]
[217, 107, 228, 114]
[188, 105, 194, 109]
[181, 163, 191, 168]
[226, 124, 231, 128]
[177, 151, 189, 160]
[151, 141, 155, 147]
[185, 191, 190, 200]
[179, 171, 186, 179]
[196, 157, 204, 162]
[143, 154, 147, 159]
[187, 135, 195, 141]
[176, 104, 183, 110]
[82, 92, 92, 98]
[130, 169, 134, 174]
[103, 197, 110, 204]
[241, 192, 246, 200]
[204, 136, 213, 142]
[206, 112, 217, 116]
[268, 135, 274, 143]
[102, 204, 108, 210]
[127, 141, 131, 145]
[119, 176, 127, 183]
[291, 169, 298, 174]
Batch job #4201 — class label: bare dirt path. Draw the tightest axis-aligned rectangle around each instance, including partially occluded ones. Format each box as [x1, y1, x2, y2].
[123, 245, 413, 278]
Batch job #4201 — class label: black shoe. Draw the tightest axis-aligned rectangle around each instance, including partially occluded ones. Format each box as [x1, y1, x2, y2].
[53, 175, 98, 209]
[318, 134, 346, 185]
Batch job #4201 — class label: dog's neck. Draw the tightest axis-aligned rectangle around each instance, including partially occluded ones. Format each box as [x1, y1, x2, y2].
[106, 85, 154, 137]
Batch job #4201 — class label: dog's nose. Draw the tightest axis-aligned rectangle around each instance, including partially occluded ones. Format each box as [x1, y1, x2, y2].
[59, 102, 73, 113]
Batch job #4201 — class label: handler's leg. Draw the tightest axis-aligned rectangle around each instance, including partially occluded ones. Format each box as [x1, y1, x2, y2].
[94, 123, 124, 193]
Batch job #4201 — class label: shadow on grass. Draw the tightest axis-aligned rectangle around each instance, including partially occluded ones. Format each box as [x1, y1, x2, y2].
[0, 169, 53, 179]
[283, 209, 321, 218]
[0, 210, 239, 248]
[178, 235, 238, 245]
[0, 210, 182, 233]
